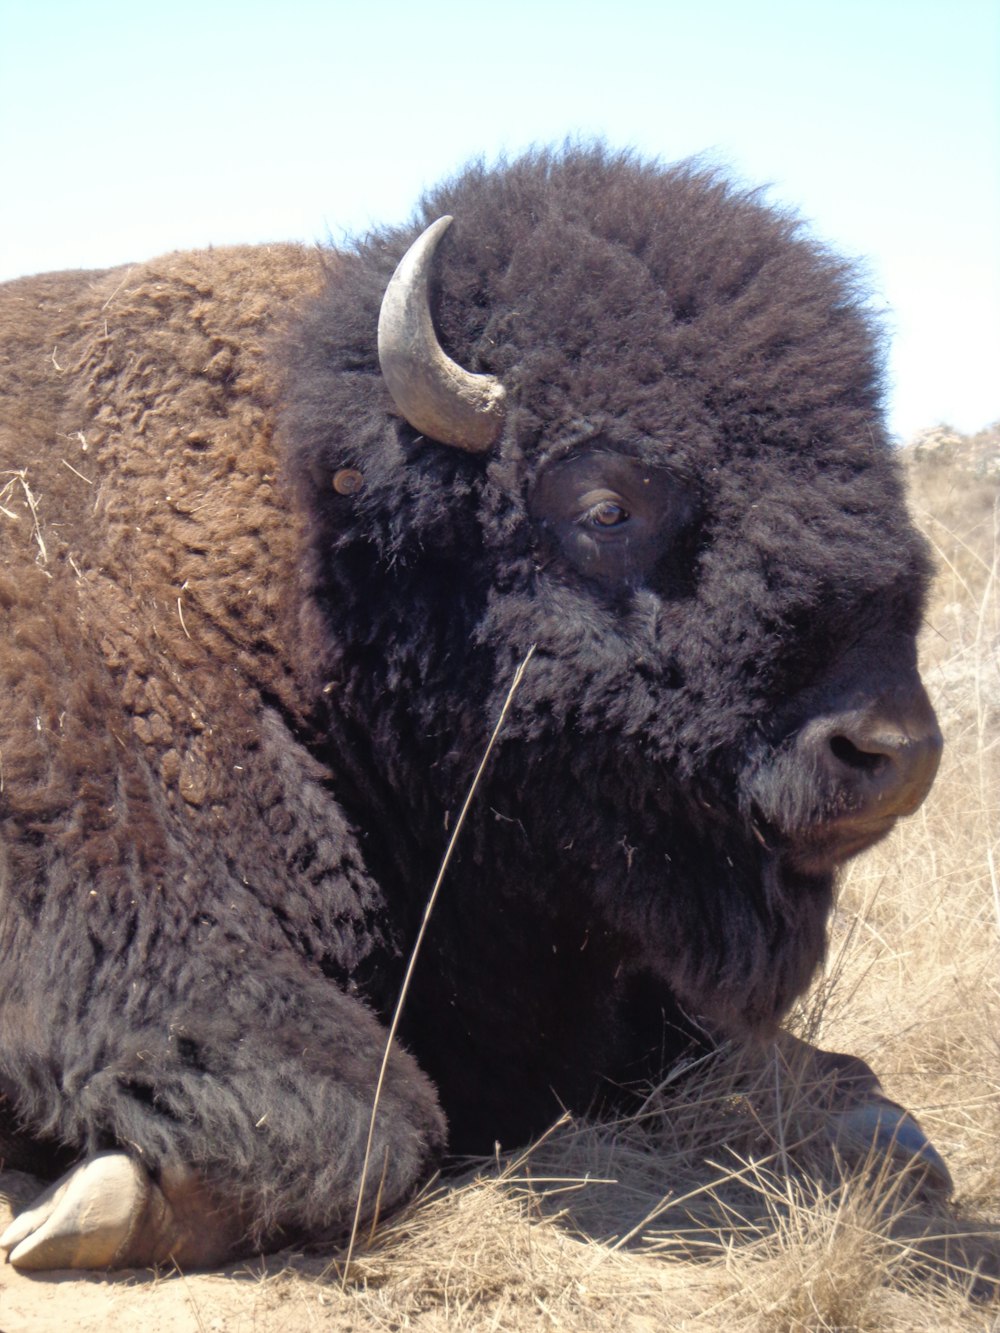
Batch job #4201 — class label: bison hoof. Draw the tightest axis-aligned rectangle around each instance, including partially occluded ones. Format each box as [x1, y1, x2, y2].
[0, 1152, 174, 1270]
[830, 1098, 953, 1195]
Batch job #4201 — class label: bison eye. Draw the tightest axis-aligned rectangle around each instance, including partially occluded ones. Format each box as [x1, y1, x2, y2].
[530, 448, 698, 590]
[583, 496, 630, 528]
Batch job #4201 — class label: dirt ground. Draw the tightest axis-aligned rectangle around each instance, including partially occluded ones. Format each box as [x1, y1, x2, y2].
[1, 1169, 351, 1332]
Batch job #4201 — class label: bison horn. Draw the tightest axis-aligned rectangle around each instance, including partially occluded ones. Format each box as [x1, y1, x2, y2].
[377, 216, 506, 453]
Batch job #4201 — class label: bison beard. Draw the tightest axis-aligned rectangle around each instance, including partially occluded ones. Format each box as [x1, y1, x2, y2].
[0, 145, 946, 1270]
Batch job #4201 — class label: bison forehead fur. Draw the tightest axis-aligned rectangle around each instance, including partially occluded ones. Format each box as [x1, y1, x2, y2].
[0, 145, 942, 1268]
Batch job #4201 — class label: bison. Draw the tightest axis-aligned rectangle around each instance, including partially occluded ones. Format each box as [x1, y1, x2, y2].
[0, 145, 947, 1271]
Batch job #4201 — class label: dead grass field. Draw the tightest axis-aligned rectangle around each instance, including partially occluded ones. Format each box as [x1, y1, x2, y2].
[2, 429, 998, 1332]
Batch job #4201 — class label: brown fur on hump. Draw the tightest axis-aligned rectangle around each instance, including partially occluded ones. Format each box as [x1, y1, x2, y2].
[0, 246, 325, 839]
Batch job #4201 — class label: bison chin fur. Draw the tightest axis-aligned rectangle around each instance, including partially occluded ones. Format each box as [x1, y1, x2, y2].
[0, 143, 946, 1269]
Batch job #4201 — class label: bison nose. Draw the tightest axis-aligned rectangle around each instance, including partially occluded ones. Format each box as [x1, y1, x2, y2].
[809, 690, 943, 819]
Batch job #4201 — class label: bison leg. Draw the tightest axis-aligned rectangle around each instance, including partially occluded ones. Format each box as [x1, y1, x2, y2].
[0, 945, 445, 1270]
[777, 1034, 952, 1192]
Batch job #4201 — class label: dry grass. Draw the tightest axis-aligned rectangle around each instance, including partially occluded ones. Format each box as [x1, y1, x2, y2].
[2, 435, 998, 1330]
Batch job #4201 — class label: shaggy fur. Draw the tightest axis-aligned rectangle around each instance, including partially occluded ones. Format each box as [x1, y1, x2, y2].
[0, 147, 934, 1260]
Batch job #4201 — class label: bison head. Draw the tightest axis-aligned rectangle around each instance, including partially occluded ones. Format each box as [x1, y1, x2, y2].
[281, 146, 939, 1039]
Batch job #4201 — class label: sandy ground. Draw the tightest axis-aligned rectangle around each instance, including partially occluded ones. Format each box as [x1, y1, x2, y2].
[1, 1171, 340, 1332]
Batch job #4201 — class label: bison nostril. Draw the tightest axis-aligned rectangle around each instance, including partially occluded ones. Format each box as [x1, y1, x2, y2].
[818, 706, 942, 820]
[829, 734, 890, 777]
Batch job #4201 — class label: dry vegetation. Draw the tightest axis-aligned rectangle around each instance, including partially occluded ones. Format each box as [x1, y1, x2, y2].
[2, 427, 998, 1331]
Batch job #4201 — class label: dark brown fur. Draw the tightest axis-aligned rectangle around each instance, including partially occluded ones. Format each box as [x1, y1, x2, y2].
[1, 248, 445, 1252]
[0, 149, 941, 1263]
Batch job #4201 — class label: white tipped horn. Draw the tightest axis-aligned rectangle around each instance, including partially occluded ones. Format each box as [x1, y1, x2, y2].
[377, 216, 506, 453]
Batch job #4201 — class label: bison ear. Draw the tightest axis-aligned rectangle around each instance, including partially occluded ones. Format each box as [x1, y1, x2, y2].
[377, 216, 506, 453]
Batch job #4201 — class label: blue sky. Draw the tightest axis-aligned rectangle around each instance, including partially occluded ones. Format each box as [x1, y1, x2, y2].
[2, 0, 997, 438]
